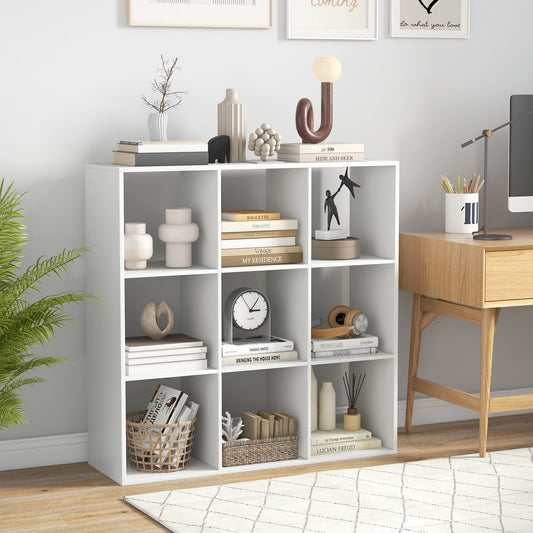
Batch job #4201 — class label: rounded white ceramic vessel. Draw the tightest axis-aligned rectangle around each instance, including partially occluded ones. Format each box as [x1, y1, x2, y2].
[124, 222, 153, 269]
[158, 208, 200, 268]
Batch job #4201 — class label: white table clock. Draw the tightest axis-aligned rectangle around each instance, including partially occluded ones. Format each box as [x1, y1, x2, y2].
[223, 287, 271, 342]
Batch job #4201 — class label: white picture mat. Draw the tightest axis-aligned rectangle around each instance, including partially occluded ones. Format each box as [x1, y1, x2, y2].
[287, 0, 378, 40]
[391, 0, 469, 38]
[129, 0, 272, 28]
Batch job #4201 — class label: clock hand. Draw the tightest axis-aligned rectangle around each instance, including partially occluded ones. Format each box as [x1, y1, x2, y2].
[249, 296, 260, 311]
[241, 295, 252, 311]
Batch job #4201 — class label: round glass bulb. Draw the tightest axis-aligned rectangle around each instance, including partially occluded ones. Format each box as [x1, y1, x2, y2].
[312, 56, 342, 83]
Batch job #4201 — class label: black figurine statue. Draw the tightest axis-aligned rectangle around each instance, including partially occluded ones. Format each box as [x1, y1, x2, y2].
[324, 167, 360, 230]
[208, 135, 230, 163]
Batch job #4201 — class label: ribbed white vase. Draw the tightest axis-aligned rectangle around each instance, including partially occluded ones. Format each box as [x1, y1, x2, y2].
[158, 208, 199, 268]
[318, 381, 336, 431]
[217, 88, 246, 162]
[148, 112, 168, 142]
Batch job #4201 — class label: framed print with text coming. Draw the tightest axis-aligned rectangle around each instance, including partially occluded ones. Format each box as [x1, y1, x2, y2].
[391, 0, 469, 38]
[287, 0, 378, 40]
[129, 0, 272, 28]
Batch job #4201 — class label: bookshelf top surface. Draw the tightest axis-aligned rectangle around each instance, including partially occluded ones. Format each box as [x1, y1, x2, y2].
[85, 160, 400, 174]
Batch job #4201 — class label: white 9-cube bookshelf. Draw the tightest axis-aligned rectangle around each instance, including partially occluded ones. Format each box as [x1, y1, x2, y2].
[85, 160, 399, 486]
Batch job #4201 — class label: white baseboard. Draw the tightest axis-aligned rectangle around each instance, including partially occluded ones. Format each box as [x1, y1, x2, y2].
[1, 387, 531, 471]
[0, 432, 88, 471]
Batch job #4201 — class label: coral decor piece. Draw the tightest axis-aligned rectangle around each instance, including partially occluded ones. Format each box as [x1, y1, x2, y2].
[248, 123, 282, 161]
[221, 411, 244, 442]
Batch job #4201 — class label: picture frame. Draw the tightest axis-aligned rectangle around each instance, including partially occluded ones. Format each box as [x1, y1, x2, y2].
[286, 0, 378, 40]
[128, 0, 272, 29]
[391, 0, 469, 38]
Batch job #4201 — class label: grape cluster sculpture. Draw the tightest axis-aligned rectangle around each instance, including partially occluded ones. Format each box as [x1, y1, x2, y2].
[248, 123, 282, 161]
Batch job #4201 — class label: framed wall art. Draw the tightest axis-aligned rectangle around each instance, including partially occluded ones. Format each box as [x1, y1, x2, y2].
[391, 0, 469, 38]
[129, 0, 272, 29]
[286, 0, 378, 40]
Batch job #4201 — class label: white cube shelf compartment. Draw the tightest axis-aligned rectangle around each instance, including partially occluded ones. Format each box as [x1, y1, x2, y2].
[85, 160, 399, 485]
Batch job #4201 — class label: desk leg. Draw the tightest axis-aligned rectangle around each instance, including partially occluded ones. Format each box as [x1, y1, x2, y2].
[479, 308, 500, 457]
[405, 294, 423, 433]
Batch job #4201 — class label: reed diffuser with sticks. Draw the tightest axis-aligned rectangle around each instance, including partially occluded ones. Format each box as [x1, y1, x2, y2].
[342, 371, 366, 431]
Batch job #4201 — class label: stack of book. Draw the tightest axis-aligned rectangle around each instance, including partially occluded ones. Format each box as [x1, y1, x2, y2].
[277, 142, 364, 163]
[221, 335, 297, 366]
[125, 333, 208, 377]
[113, 140, 209, 166]
[221, 209, 302, 267]
[241, 410, 296, 440]
[311, 423, 381, 456]
[311, 333, 379, 359]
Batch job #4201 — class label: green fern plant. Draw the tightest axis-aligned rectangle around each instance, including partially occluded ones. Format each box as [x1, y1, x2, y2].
[0, 179, 91, 430]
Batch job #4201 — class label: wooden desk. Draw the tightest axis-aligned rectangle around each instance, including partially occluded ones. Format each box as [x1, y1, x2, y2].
[399, 228, 533, 456]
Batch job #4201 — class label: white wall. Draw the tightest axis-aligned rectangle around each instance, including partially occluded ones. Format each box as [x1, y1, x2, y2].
[2, 0, 533, 442]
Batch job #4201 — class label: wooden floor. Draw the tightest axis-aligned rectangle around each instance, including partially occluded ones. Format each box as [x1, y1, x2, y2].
[2, 414, 533, 533]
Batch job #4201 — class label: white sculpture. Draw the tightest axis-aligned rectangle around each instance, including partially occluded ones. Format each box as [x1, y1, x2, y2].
[141, 301, 174, 340]
[248, 123, 282, 161]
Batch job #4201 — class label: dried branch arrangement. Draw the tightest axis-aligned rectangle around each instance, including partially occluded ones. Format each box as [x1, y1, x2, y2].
[343, 371, 366, 410]
[221, 411, 244, 442]
[142, 55, 185, 114]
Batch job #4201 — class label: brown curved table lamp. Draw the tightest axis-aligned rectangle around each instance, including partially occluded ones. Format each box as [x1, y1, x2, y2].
[295, 56, 342, 144]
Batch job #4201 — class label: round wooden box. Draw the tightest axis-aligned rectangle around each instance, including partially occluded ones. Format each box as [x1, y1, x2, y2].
[311, 237, 360, 260]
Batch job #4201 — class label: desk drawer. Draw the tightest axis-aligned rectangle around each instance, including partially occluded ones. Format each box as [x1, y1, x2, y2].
[485, 250, 533, 301]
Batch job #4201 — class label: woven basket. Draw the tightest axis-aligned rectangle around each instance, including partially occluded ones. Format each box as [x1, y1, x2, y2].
[222, 435, 299, 467]
[126, 410, 197, 472]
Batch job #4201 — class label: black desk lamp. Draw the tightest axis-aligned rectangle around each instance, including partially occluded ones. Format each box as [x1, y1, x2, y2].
[461, 108, 533, 240]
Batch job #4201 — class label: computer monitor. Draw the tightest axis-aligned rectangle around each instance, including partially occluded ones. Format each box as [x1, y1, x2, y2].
[508, 94, 533, 212]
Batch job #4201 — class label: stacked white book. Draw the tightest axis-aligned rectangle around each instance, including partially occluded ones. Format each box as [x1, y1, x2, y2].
[277, 142, 364, 163]
[311, 333, 379, 358]
[221, 210, 302, 267]
[113, 140, 209, 166]
[125, 333, 208, 377]
[311, 423, 381, 456]
[221, 335, 297, 366]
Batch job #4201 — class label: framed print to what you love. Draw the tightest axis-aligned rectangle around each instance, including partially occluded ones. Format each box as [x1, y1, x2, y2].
[391, 0, 469, 38]
[129, 0, 272, 28]
[287, 0, 378, 40]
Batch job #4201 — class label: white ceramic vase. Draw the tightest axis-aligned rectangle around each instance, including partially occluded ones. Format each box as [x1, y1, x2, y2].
[318, 380, 336, 431]
[311, 368, 318, 432]
[158, 208, 199, 268]
[124, 222, 153, 270]
[148, 112, 168, 142]
[218, 88, 246, 163]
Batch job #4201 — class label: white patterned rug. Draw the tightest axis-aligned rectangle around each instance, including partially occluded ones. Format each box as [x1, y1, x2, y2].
[125, 447, 533, 532]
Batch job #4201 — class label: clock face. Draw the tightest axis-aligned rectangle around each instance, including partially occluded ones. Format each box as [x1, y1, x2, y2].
[232, 289, 269, 331]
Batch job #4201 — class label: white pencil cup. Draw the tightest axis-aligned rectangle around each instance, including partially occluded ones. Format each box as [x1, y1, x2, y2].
[445, 193, 479, 233]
